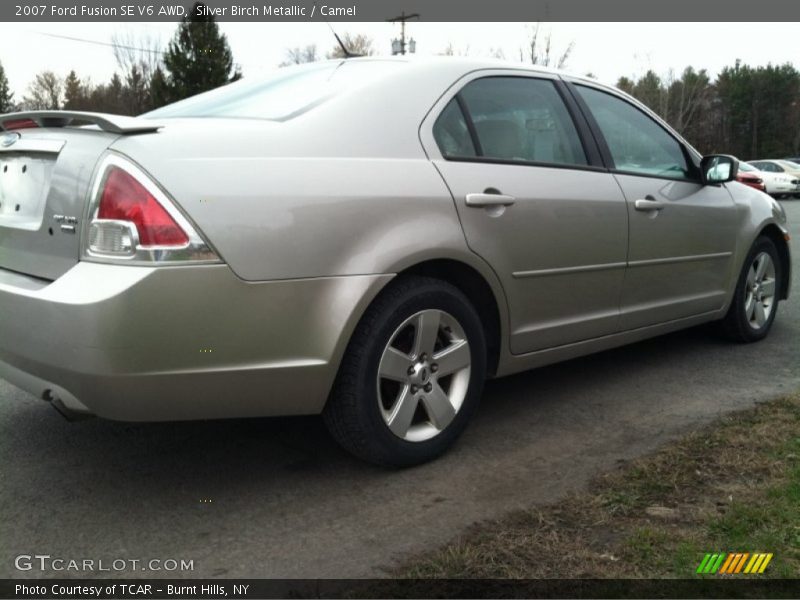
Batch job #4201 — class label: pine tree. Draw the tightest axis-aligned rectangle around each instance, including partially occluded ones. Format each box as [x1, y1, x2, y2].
[149, 66, 170, 110]
[0, 59, 14, 113]
[161, 2, 241, 102]
[63, 70, 84, 110]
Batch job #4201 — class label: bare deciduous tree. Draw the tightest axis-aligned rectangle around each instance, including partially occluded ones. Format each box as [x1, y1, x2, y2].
[520, 23, 574, 69]
[111, 30, 163, 114]
[440, 42, 471, 57]
[280, 45, 319, 66]
[327, 33, 375, 58]
[22, 71, 62, 110]
[111, 30, 162, 82]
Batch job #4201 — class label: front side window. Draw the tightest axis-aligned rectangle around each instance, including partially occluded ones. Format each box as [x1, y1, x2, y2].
[434, 77, 587, 167]
[576, 85, 692, 180]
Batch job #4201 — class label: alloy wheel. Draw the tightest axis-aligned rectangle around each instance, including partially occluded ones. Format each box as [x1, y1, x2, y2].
[744, 251, 777, 329]
[376, 309, 471, 442]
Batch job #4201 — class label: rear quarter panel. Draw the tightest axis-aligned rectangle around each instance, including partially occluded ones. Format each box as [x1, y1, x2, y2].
[109, 152, 469, 281]
[110, 62, 482, 281]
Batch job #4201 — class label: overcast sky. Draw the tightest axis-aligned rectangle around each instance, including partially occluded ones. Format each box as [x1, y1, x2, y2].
[1, 22, 799, 96]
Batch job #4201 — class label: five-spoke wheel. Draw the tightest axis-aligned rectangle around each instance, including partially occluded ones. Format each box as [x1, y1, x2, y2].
[743, 251, 777, 330]
[324, 276, 486, 467]
[377, 309, 472, 442]
[719, 236, 783, 342]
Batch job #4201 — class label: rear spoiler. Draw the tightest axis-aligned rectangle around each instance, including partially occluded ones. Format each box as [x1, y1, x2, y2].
[0, 111, 162, 134]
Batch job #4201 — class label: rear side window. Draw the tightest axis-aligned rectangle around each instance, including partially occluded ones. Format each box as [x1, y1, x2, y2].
[433, 77, 588, 167]
[754, 162, 778, 172]
[433, 99, 477, 158]
[576, 85, 691, 180]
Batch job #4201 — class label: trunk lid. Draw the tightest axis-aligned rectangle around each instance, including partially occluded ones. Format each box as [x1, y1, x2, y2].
[0, 127, 121, 280]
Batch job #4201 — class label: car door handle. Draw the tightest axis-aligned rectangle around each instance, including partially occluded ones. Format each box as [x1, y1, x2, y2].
[465, 192, 516, 207]
[634, 198, 665, 211]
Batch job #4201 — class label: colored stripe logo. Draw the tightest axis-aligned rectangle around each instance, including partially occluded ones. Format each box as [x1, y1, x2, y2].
[697, 552, 773, 574]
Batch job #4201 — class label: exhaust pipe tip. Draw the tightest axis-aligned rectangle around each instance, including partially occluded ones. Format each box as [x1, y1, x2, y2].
[43, 389, 94, 422]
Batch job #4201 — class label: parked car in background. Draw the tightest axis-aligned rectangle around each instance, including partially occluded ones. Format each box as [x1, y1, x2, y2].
[735, 167, 766, 192]
[0, 58, 793, 466]
[783, 157, 800, 164]
[749, 159, 800, 198]
[738, 161, 791, 196]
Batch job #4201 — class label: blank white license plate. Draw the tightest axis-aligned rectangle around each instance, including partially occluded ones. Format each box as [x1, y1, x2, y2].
[0, 155, 55, 230]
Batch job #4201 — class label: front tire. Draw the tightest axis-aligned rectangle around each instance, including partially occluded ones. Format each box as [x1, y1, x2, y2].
[718, 236, 782, 342]
[323, 276, 487, 467]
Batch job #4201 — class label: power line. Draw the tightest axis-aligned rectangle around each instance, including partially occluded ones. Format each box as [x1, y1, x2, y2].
[34, 31, 165, 54]
[31, 29, 267, 72]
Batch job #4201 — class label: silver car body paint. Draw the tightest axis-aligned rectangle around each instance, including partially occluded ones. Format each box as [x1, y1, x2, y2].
[0, 57, 791, 420]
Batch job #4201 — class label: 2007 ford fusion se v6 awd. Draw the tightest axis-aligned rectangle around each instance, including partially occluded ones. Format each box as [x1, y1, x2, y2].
[0, 58, 791, 466]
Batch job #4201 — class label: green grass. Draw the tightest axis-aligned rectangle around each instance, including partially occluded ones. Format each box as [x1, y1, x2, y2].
[392, 394, 800, 580]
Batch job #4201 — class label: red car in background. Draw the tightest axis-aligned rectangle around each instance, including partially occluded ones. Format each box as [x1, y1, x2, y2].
[736, 170, 766, 192]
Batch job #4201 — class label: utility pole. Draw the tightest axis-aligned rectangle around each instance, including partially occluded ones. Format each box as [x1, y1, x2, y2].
[388, 12, 420, 55]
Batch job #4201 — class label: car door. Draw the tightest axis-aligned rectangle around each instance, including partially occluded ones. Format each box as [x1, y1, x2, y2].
[421, 72, 629, 354]
[570, 83, 740, 331]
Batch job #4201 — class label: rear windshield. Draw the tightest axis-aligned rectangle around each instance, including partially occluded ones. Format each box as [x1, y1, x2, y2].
[145, 60, 403, 121]
[778, 160, 800, 169]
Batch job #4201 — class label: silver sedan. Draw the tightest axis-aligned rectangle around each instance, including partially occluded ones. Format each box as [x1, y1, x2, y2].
[0, 58, 791, 466]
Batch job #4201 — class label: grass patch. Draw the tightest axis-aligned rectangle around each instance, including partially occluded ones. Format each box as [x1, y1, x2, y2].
[395, 393, 800, 580]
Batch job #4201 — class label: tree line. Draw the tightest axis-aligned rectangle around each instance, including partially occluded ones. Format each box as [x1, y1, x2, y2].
[617, 62, 800, 159]
[0, 15, 798, 159]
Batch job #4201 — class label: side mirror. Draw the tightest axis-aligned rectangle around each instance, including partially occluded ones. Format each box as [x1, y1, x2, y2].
[701, 154, 739, 185]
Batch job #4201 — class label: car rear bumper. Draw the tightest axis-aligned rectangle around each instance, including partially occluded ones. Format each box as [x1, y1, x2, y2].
[0, 262, 390, 421]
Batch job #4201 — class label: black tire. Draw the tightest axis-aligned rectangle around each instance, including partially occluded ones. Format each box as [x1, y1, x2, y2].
[718, 236, 782, 343]
[323, 275, 487, 467]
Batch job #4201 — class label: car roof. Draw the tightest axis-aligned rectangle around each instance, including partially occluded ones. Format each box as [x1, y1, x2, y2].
[342, 55, 613, 90]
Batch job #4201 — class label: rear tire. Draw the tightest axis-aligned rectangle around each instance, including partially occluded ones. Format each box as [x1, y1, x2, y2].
[323, 276, 487, 467]
[718, 236, 782, 343]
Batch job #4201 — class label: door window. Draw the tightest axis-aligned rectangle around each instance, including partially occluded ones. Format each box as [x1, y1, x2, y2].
[576, 85, 693, 180]
[433, 77, 588, 167]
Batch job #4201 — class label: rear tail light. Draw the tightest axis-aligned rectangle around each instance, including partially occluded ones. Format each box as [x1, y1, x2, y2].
[97, 167, 189, 247]
[84, 155, 218, 264]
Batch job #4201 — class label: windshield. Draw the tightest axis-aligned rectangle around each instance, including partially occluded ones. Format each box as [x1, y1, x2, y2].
[739, 162, 756, 172]
[145, 60, 404, 121]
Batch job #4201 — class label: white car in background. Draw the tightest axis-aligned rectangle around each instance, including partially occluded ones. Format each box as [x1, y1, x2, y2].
[748, 159, 800, 198]
[739, 161, 798, 198]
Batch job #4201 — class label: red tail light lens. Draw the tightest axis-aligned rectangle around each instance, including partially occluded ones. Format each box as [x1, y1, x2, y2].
[98, 166, 189, 247]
